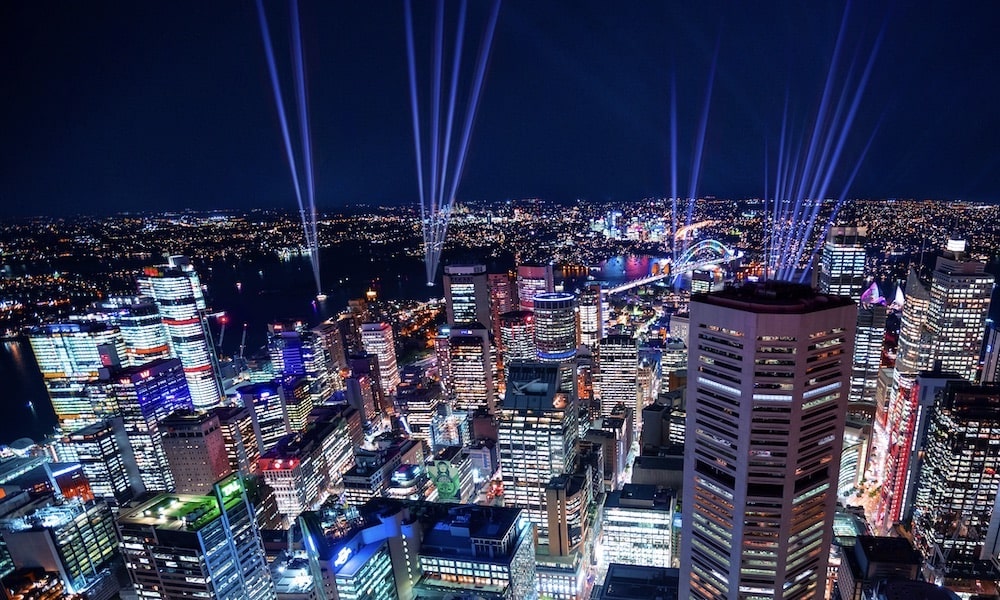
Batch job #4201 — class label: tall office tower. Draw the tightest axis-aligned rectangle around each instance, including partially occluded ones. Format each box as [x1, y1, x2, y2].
[850, 299, 887, 405]
[448, 324, 495, 414]
[312, 318, 346, 390]
[210, 405, 261, 475]
[517, 263, 554, 311]
[913, 382, 1000, 570]
[161, 410, 232, 495]
[94, 296, 171, 365]
[281, 375, 313, 432]
[348, 352, 387, 411]
[533, 292, 578, 363]
[924, 239, 994, 381]
[499, 361, 578, 544]
[345, 374, 379, 432]
[601, 484, 676, 571]
[361, 322, 401, 396]
[680, 282, 855, 600]
[597, 334, 639, 420]
[237, 381, 290, 453]
[818, 226, 868, 296]
[489, 270, 518, 341]
[983, 320, 1000, 384]
[112, 358, 193, 492]
[500, 310, 536, 365]
[267, 321, 334, 405]
[138, 255, 223, 408]
[28, 322, 126, 431]
[434, 327, 453, 395]
[817, 227, 884, 408]
[64, 418, 135, 504]
[396, 366, 442, 444]
[117, 475, 274, 600]
[0, 499, 119, 596]
[443, 263, 491, 326]
[577, 283, 604, 349]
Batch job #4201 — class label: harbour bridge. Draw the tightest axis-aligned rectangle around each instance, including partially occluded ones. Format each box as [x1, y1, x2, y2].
[606, 239, 743, 294]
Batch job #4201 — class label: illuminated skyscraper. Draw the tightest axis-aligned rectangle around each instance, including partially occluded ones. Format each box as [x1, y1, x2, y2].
[27, 322, 125, 431]
[237, 381, 290, 454]
[116, 475, 274, 600]
[499, 361, 578, 544]
[161, 410, 232, 495]
[361, 322, 401, 395]
[112, 358, 193, 492]
[443, 263, 490, 326]
[818, 226, 868, 297]
[209, 405, 261, 475]
[913, 382, 1000, 569]
[533, 292, 577, 363]
[680, 282, 855, 600]
[577, 283, 604, 349]
[64, 418, 135, 505]
[500, 310, 536, 365]
[517, 263, 554, 311]
[448, 324, 495, 414]
[94, 296, 172, 366]
[267, 320, 334, 404]
[489, 270, 517, 338]
[597, 335, 638, 420]
[138, 256, 223, 409]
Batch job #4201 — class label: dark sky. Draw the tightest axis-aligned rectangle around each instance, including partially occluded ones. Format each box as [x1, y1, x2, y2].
[2, 1, 999, 217]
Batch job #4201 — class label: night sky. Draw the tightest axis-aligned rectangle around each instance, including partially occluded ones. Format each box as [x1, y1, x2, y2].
[2, 1, 999, 217]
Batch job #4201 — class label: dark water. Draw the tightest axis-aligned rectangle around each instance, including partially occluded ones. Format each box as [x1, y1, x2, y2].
[0, 252, 658, 445]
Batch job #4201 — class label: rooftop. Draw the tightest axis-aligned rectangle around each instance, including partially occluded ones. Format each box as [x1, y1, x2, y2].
[694, 281, 855, 314]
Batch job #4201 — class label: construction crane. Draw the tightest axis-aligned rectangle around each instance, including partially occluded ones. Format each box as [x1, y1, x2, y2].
[239, 323, 248, 360]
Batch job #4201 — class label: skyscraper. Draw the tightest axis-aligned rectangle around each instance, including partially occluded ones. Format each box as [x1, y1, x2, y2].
[94, 296, 172, 366]
[499, 361, 578, 544]
[489, 270, 518, 342]
[361, 322, 401, 396]
[680, 282, 855, 600]
[236, 381, 290, 454]
[64, 418, 136, 505]
[112, 358, 193, 492]
[448, 324, 495, 414]
[533, 292, 577, 363]
[597, 334, 638, 419]
[116, 474, 274, 600]
[161, 410, 233, 495]
[443, 263, 490, 326]
[138, 256, 223, 409]
[517, 263, 554, 311]
[500, 310, 536, 366]
[577, 283, 604, 349]
[818, 226, 868, 297]
[27, 322, 125, 431]
[913, 382, 1000, 570]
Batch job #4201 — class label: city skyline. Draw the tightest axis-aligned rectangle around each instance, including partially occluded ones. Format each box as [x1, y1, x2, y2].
[3, 1, 1000, 218]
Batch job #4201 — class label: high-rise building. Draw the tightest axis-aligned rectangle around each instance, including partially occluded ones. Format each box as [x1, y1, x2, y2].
[0, 499, 119, 596]
[161, 410, 232, 495]
[113, 358, 194, 492]
[597, 335, 638, 420]
[680, 282, 855, 600]
[348, 352, 387, 412]
[818, 226, 868, 297]
[311, 318, 346, 391]
[924, 239, 994, 381]
[533, 292, 578, 363]
[94, 296, 172, 366]
[209, 405, 261, 476]
[448, 324, 495, 414]
[267, 320, 335, 405]
[396, 366, 442, 445]
[27, 322, 125, 431]
[577, 283, 604, 349]
[517, 264, 554, 311]
[443, 264, 490, 326]
[983, 320, 1000, 384]
[63, 418, 135, 504]
[499, 361, 578, 544]
[138, 256, 223, 408]
[237, 381, 290, 454]
[489, 270, 518, 347]
[361, 322, 401, 396]
[913, 382, 1000, 569]
[601, 484, 676, 571]
[116, 474, 274, 600]
[500, 310, 536, 366]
